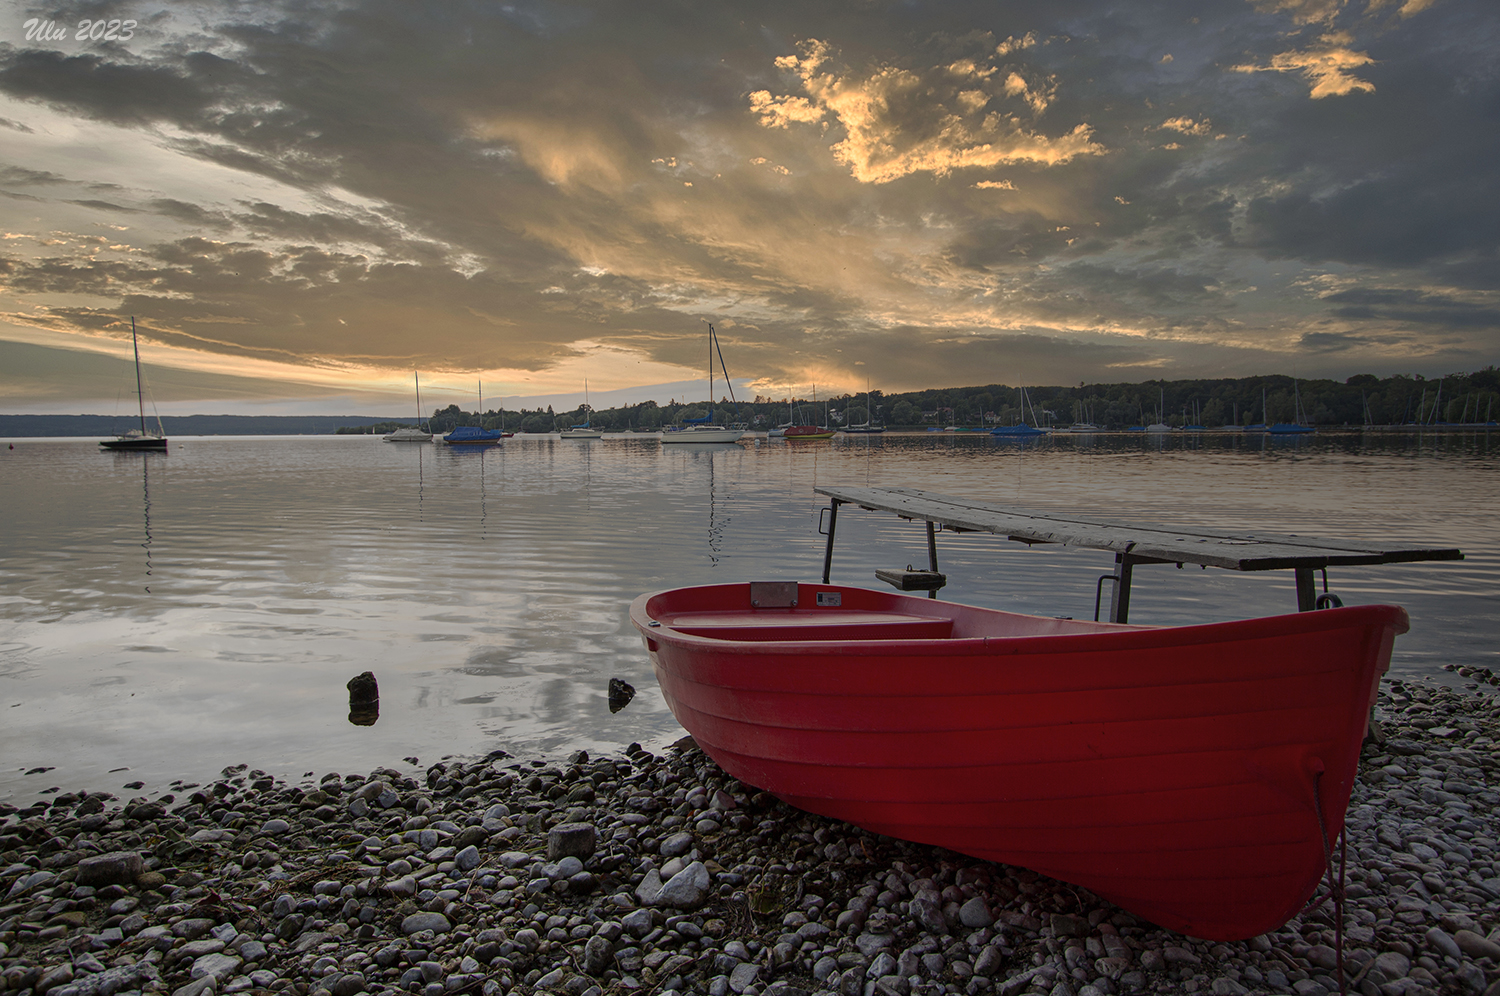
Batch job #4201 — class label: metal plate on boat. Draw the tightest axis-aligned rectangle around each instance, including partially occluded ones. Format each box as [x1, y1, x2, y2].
[815, 591, 842, 607]
[749, 581, 798, 608]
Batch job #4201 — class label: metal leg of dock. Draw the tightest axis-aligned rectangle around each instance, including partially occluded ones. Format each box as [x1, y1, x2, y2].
[1294, 567, 1317, 612]
[820, 501, 841, 584]
[926, 521, 939, 599]
[1109, 554, 1135, 624]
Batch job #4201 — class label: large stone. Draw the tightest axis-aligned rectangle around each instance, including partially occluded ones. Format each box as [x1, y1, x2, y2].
[584, 935, 614, 974]
[66, 962, 159, 996]
[959, 897, 994, 928]
[37, 964, 74, 994]
[189, 954, 242, 982]
[656, 860, 711, 908]
[1373, 951, 1410, 980]
[1456, 930, 1500, 961]
[729, 962, 760, 994]
[974, 947, 1005, 977]
[634, 868, 664, 906]
[401, 912, 452, 935]
[659, 831, 693, 858]
[1050, 913, 1089, 938]
[910, 897, 947, 935]
[455, 845, 481, 872]
[76, 852, 145, 888]
[547, 822, 596, 860]
[172, 979, 216, 996]
[1426, 927, 1462, 960]
[621, 908, 653, 938]
[330, 972, 366, 996]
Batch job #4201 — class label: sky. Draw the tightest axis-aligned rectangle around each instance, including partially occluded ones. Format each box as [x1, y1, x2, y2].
[0, 0, 1495, 416]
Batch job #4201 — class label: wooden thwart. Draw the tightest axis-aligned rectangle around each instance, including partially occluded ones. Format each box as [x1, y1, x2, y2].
[815, 485, 1462, 622]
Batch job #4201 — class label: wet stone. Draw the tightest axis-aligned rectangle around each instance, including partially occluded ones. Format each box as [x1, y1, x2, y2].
[401, 912, 452, 935]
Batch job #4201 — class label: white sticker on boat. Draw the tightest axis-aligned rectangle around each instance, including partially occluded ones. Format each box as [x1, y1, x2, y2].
[815, 591, 842, 607]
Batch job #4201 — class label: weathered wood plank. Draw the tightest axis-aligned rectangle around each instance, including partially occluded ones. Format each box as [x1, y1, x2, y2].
[815, 486, 1463, 572]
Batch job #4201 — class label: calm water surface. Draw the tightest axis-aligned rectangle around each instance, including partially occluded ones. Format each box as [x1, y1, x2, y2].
[2, 431, 1496, 803]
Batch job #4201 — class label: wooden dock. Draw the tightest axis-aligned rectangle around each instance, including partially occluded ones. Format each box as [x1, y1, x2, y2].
[814, 486, 1463, 622]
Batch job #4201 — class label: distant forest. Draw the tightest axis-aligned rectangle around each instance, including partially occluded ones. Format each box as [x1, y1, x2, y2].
[411, 367, 1500, 433]
[7, 368, 1496, 436]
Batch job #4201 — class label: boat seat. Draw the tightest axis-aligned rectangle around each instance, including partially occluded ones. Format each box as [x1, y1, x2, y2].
[667, 611, 954, 643]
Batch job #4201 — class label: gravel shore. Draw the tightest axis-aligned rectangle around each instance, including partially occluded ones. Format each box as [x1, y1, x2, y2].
[4, 674, 1499, 996]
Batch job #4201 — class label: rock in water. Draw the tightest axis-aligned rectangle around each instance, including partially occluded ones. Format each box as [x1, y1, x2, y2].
[347, 670, 379, 726]
[608, 677, 635, 713]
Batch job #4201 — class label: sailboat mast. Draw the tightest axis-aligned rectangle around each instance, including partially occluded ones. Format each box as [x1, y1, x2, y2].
[414, 371, 423, 424]
[131, 317, 146, 435]
[707, 324, 714, 419]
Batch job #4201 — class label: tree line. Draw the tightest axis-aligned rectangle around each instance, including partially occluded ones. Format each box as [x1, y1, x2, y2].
[389, 368, 1498, 433]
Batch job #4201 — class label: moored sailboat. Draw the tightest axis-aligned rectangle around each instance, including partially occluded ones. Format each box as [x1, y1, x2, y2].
[100, 318, 167, 452]
[662, 323, 745, 443]
[443, 379, 504, 446]
[384, 371, 433, 442]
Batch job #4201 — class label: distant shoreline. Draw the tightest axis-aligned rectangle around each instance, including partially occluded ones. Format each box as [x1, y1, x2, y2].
[0, 414, 417, 437]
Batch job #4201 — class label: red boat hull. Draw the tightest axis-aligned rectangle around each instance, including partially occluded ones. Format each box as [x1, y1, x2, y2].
[631, 582, 1407, 940]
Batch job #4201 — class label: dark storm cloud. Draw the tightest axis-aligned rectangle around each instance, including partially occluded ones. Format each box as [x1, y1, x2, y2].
[0, 0, 1494, 401]
[1323, 288, 1500, 328]
[0, 49, 215, 125]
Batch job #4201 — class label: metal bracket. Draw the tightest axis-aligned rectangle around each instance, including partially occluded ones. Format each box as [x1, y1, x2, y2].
[1094, 574, 1118, 622]
[875, 567, 947, 592]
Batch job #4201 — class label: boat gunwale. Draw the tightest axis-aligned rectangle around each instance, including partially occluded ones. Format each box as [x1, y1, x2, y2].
[631, 584, 1409, 659]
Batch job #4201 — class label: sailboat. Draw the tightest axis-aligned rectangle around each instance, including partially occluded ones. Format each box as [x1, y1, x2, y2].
[100, 318, 167, 451]
[1182, 399, 1205, 432]
[384, 372, 433, 442]
[662, 324, 745, 443]
[1145, 388, 1171, 433]
[785, 384, 836, 440]
[1268, 379, 1315, 434]
[991, 385, 1045, 437]
[560, 380, 604, 438]
[841, 379, 886, 434]
[443, 380, 504, 445]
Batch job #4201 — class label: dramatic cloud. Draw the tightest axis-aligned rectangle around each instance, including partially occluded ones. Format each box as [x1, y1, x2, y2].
[0, 0, 1493, 415]
[1232, 31, 1378, 98]
[748, 39, 1102, 184]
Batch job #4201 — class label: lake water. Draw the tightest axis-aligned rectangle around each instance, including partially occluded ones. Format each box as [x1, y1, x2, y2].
[2, 430, 1496, 804]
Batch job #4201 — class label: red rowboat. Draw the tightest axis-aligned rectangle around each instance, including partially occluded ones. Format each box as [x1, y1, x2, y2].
[630, 581, 1408, 941]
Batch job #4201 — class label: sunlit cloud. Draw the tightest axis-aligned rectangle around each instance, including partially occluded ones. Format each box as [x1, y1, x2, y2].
[1158, 116, 1213, 136]
[1231, 32, 1377, 98]
[748, 39, 1103, 184]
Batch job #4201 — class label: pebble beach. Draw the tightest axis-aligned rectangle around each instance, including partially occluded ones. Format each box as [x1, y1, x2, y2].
[4, 672, 1500, 996]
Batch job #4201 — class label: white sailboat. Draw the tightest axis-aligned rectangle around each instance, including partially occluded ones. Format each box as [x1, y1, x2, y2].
[560, 380, 604, 438]
[384, 371, 433, 441]
[1145, 389, 1171, 433]
[841, 379, 886, 434]
[662, 323, 745, 443]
